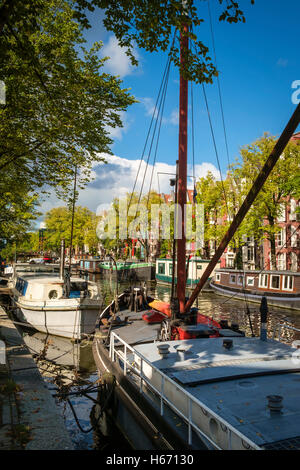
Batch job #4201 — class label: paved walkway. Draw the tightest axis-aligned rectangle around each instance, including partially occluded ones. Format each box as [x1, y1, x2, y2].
[0, 306, 74, 450]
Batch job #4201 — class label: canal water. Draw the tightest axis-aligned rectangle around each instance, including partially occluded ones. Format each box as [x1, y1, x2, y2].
[5, 276, 300, 450]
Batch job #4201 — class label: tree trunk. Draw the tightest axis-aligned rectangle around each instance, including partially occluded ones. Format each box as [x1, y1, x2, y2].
[269, 235, 277, 270]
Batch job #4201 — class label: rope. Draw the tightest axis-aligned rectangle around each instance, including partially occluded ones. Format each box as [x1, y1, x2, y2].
[127, 34, 175, 214]
[207, 0, 231, 169]
[146, 55, 172, 204]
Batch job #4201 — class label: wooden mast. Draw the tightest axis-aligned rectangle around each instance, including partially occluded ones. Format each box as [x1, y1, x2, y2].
[176, 21, 189, 313]
[184, 103, 300, 313]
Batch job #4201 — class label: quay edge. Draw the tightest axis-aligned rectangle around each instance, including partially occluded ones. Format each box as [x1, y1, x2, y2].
[0, 305, 74, 450]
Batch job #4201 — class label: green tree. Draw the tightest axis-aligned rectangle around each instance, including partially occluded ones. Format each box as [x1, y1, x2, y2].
[91, 0, 254, 83]
[0, 162, 41, 245]
[0, 0, 135, 198]
[44, 206, 99, 254]
[230, 134, 300, 269]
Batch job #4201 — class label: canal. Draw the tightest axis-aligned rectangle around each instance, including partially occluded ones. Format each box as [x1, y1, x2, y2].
[4, 276, 300, 450]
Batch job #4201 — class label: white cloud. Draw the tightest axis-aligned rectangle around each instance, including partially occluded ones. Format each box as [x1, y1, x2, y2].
[105, 110, 132, 141]
[35, 154, 221, 226]
[101, 36, 141, 77]
[140, 97, 178, 126]
[169, 108, 179, 125]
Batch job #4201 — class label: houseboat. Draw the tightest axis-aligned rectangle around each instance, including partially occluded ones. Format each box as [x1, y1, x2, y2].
[211, 268, 300, 311]
[156, 257, 220, 291]
[78, 258, 101, 274]
[99, 261, 155, 281]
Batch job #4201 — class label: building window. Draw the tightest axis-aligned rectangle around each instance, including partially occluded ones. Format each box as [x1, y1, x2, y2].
[246, 277, 254, 287]
[277, 228, 286, 248]
[247, 246, 254, 261]
[229, 274, 236, 284]
[290, 252, 298, 272]
[290, 199, 297, 221]
[282, 275, 293, 291]
[277, 253, 286, 271]
[226, 254, 235, 268]
[291, 231, 299, 248]
[270, 275, 280, 290]
[259, 274, 268, 289]
[158, 263, 165, 275]
[277, 203, 286, 222]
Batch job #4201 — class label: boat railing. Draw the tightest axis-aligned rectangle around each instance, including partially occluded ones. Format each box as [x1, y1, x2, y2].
[109, 331, 261, 450]
[272, 323, 300, 343]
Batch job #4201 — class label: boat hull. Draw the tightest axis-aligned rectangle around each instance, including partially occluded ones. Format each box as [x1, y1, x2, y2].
[210, 281, 300, 311]
[92, 338, 202, 450]
[13, 300, 99, 339]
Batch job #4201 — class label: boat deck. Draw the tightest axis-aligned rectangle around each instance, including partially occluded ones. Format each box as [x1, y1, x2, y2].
[133, 337, 300, 448]
[109, 309, 161, 345]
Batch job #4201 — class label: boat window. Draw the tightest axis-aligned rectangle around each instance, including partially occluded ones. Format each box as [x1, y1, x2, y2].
[169, 264, 173, 275]
[237, 275, 244, 286]
[229, 274, 236, 284]
[69, 281, 88, 298]
[259, 274, 268, 288]
[215, 273, 220, 282]
[282, 275, 293, 291]
[16, 278, 28, 295]
[270, 275, 280, 290]
[158, 263, 165, 275]
[246, 277, 254, 287]
[49, 290, 58, 299]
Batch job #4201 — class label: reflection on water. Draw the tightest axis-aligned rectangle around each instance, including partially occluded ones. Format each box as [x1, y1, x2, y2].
[7, 274, 300, 449]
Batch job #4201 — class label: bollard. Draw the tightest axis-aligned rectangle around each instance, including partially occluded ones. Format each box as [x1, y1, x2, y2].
[260, 296, 268, 341]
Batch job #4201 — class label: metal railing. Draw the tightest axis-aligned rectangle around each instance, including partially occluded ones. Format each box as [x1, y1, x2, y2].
[109, 331, 261, 450]
[272, 323, 300, 342]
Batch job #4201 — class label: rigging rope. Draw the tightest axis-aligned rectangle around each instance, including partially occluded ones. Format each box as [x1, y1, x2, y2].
[207, 0, 231, 169]
[127, 29, 177, 215]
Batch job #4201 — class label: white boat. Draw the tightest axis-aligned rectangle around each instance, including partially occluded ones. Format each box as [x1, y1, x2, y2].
[11, 271, 102, 340]
[4, 262, 61, 286]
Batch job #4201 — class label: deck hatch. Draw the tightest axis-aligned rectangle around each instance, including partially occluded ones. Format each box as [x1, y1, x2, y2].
[262, 436, 300, 450]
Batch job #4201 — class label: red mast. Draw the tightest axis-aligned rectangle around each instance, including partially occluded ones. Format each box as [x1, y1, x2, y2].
[176, 23, 188, 313]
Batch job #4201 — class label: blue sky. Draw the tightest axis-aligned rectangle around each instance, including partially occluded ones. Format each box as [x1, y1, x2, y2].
[39, 0, 300, 222]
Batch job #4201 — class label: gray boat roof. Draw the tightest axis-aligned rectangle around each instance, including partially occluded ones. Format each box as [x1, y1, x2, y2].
[134, 337, 300, 448]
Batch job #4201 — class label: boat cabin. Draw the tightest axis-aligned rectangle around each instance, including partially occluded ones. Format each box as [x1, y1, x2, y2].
[214, 268, 300, 295]
[14, 275, 98, 301]
[79, 258, 101, 273]
[156, 257, 220, 289]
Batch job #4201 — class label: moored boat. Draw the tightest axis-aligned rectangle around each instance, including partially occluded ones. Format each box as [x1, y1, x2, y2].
[11, 273, 101, 340]
[211, 268, 300, 311]
[93, 299, 300, 450]
[156, 257, 220, 291]
[78, 257, 102, 274]
[10, 242, 102, 340]
[99, 260, 155, 281]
